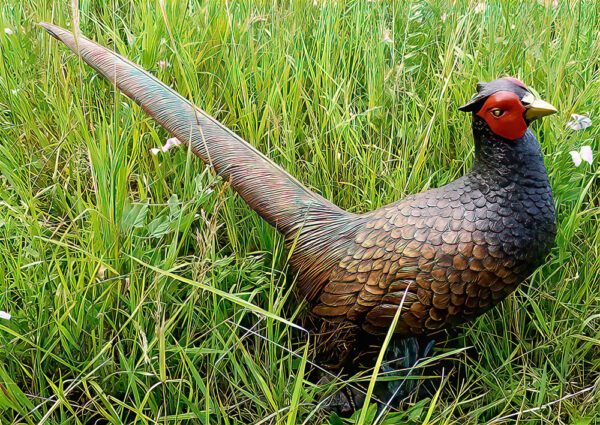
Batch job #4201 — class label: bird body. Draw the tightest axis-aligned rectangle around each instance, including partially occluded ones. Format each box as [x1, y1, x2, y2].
[312, 126, 555, 335]
[40, 23, 556, 342]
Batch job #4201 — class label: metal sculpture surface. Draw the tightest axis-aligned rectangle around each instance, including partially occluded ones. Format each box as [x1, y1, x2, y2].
[40, 23, 557, 354]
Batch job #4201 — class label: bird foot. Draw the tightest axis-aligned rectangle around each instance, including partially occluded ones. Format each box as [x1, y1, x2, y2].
[374, 336, 436, 408]
[317, 336, 437, 416]
[316, 373, 367, 417]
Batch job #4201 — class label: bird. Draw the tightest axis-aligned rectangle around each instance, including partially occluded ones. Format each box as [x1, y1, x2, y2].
[40, 23, 557, 372]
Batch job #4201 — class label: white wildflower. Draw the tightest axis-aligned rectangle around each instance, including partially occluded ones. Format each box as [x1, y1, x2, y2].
[441, 13, 448, 22]
[11, 89, 18, 95]
[157, 60, 171, 70]
[151, 137, 182, 155]
[382, 28, 393, 44]
[474, 2, 487, 13]
[570, 146, 593, 167]
[580, 146, 593, 165]
[4, 28, 13, 35]
[566, 114, 592, 130]
[511, 24, 516, 29]
[97, 265, 107, 280]
[0, 311, 11, 320]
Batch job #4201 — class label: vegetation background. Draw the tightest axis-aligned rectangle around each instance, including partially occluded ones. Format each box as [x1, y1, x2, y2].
[1, 0, 599, 423]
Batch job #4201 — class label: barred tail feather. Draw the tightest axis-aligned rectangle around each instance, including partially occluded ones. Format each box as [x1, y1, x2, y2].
[39, 22, 346, 237]
[40, 22, 359, 300]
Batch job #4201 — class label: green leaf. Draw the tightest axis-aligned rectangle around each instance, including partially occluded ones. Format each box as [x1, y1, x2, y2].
[122, 202, 149, 229]
[148, 215, 171, 238]
[571, 418, 593, 425]
[168, 194, 181, 222]
[328, 412, 345, 425]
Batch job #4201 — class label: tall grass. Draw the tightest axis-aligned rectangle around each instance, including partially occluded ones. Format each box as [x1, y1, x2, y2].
[1, 0, 599, 423]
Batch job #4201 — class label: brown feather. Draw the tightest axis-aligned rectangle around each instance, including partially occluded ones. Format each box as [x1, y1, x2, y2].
[42, 24, 556, 341]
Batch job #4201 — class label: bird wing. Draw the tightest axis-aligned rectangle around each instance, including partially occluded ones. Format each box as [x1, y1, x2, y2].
[311, 186, 510, 336]
[311, 204, 431, 335]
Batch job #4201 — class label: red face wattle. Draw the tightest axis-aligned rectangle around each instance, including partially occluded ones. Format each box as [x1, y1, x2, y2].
[476, 91, 527, 140]
[459, 78, 557, 135]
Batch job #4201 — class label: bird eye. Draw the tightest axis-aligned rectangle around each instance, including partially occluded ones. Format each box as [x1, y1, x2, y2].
[490, 108, 504, 117]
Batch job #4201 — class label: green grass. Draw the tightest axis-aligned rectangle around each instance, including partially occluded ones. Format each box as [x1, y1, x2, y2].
[1, 0, 600, 423]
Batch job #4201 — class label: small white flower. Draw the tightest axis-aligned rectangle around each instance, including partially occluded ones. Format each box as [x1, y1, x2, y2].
[381, 28, 393, 44]
[151, 137, 182, 155]
[570, 146, 593, 167]
[441, 13, 448, 22]
[11, 89, 18, 95]
[566, 114, 592, 130]
[157, 60, 171, 70]
[97, 265, 107, 280]
[160, 38, 166, 45]
[511, 24, 516, 29]
[0, 311, 11, 320]
[570, 150, 582, 166]
[474, 2, 487, 13]
[580, 146, 593, 165]
[4, 28, 13, 35]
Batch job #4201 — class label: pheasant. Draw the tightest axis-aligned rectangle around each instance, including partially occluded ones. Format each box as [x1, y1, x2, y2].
[40, 23, 557, 363]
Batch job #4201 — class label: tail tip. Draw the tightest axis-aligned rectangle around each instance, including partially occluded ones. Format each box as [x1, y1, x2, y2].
[37, 22, 63, 40]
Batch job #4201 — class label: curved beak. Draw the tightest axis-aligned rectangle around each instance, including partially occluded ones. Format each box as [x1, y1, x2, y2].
[524, 97, 558, 121]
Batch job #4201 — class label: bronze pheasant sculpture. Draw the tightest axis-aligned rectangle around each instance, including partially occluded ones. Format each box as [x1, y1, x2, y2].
[41, 23, 557, 346]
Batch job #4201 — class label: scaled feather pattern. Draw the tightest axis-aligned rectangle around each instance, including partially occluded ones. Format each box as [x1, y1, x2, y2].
[40, 23, 556, 347]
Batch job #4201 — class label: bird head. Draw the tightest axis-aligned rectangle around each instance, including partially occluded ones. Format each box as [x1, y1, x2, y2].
[458, 77, 557, 140]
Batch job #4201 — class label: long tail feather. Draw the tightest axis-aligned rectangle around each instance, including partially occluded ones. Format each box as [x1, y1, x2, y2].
[40, 22, 359, 300]
[39, 22, 346, 237]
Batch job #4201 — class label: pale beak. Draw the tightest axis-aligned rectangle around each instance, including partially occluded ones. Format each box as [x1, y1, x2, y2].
[524, 95, 558, 121]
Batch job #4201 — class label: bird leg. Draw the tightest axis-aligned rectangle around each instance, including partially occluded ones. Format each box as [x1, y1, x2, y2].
[315, 335, 437, 416]
[372, 336, 437, 411]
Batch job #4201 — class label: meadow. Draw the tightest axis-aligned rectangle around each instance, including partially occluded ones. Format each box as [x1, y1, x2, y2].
[1, 0, 599, 423]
